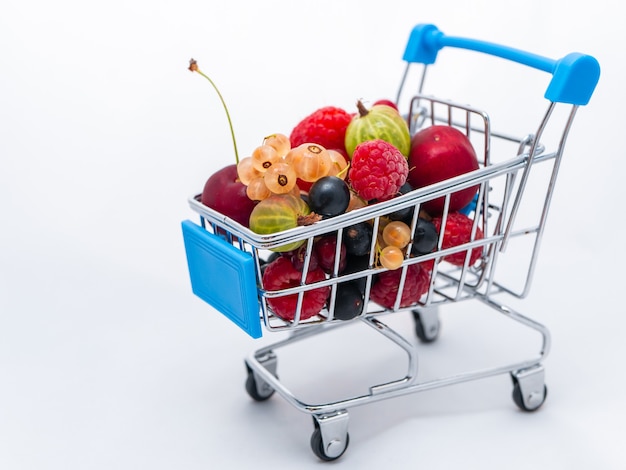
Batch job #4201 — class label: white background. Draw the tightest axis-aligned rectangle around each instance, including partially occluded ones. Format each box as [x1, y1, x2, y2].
[2, 1, 625, 468]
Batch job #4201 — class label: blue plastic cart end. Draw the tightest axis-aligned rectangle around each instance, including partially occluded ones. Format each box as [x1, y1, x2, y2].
[545, 52, 600, 105]
[402, 23, 443, 64]
[181, 220, 262, 339]
[459, 193, 479, 216]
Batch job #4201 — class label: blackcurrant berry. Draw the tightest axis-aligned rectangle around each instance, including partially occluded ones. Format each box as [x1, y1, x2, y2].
[333, 281, 365, 321]
[307, 176, 350, 218]
[343, 254, 371, 292]
[387, 182, 415, 222]
[411, 218, 439, 256]
[343, 222, 373, 256]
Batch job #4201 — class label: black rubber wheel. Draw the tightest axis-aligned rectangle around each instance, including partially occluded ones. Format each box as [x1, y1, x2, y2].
[310, 427, 349, 462]
[512, 381, 547, 412]
[244, 368, 275, 401]
[413, 310, 440, 343]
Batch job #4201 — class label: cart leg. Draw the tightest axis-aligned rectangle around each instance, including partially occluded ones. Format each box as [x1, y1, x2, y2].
[244, 351, 278, 401]
[412, 307, 440, 343]
[310, 410, 350, 461]
[511, 365, 547, 411]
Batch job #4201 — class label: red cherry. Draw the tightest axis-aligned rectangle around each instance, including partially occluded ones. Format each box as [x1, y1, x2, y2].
[407, 126, 479, 215]
[200, 164, 257, 227]
[314, 235, 347, 274]
[373, 99, 399, 111]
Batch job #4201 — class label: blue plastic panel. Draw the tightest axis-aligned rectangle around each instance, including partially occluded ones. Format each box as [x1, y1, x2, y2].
[181, 220, 262, 339]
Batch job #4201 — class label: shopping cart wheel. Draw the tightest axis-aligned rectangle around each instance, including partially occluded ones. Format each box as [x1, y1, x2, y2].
[412, 308, 440, 343]
[244, 353, 277, 402]
[245, 371, 275, 401]
[310, 412, 350, 461]
[511, 366, 547, 412]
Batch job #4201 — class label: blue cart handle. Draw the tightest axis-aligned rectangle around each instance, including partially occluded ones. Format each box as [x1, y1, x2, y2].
[402, 24, 600, 105]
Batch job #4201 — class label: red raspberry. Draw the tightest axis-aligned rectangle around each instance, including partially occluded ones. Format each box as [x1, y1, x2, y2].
[370, 263, 431, 309]
[262, 256, 329, 321]
[431, 212, 484, 266]
[348, 139, 408, 201]
[289, 106, 352, 155]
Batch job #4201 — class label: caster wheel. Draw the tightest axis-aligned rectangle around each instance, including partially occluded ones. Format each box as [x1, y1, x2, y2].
[412, 309, 440, 343]
[512, 380, 547, 412]
[245, 365, 275, 401]
[310, 427, 349, 462]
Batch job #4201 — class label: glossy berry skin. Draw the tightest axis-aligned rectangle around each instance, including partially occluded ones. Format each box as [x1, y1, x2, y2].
[288, 143, 333, 183]
[263, 161, 297, 194]
[345, 101, 411, 158]
[201, 164, 257, 227]
[308, 176, 350, 218]
[379, 245, 405, 270]
[343, 222, 373, 256]
[332, 281, 364, 320]
[382, 221, 412, 249]
[343, 254, 371, 291]
[410, 218, 439, 256]
[387, 182, 414, 222]
[248, 194, 310, 252]
[314, 235, 347, 274]
[262, 256, 329, 321]
[408, 125, 479, 215]
[373, 99, 399, 111]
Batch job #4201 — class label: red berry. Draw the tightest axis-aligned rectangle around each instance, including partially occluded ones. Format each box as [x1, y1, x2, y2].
[314, 235, 347, 274]
[289, 106, 352, 156]
[373, 99, 399, 111]
[288, 245, 319, 272]
[431, 212, 484, 266]
[348, 139, 408, 201]
[296, 178, 313, 193]
[370, 263, 431, 309]
[262, 256, 329, 321]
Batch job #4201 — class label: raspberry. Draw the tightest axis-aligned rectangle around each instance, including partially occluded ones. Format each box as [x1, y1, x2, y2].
[431, 212, 484, 266]
[348, 139, 408, 201]
[370, 263, 431, 309]
[289, 106, 352, 155]
[262, 255, 329, 321]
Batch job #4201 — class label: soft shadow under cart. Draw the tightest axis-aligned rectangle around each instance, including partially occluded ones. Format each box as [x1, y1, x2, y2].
[182, 24, 600, 461]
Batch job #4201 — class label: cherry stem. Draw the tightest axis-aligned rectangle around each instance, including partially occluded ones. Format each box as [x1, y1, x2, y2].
[189, 59, 239, 164]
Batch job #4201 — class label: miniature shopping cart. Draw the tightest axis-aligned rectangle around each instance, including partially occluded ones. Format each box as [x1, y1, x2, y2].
[181, 24, 599, 461]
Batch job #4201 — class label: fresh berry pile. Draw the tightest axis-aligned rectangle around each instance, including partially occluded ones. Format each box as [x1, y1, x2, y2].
[191, 73, 485, 322]
[240, 101, 484, 321]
